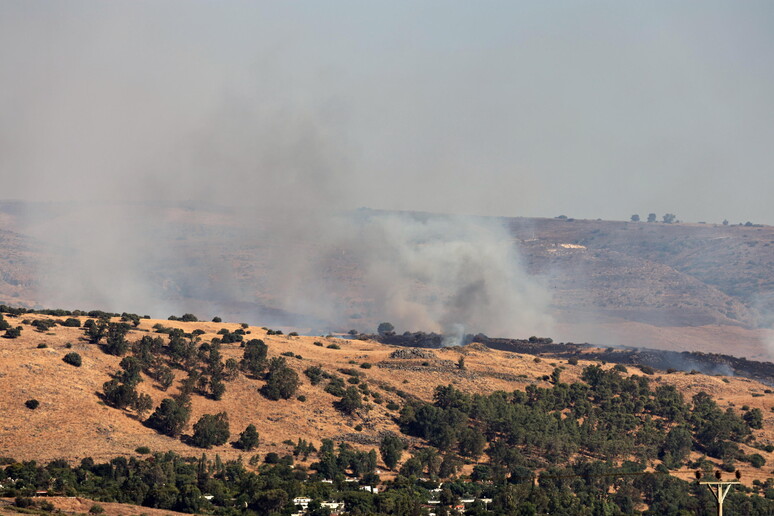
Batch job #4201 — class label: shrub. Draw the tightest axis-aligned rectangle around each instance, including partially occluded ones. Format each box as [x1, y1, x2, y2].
[191, 412, 230, 448]
[326, 343, 341, 350]
[4, 326, 22, 339]
[314, 341, 324, 347]
[147, 398, 191, 437]
[89, 504, 105, 514]
[25, 399, 40, 410]
[335, 386, 363, 414]
[104, 322, 131, 355]
[65, 342, 72, 348]
[377, 322, 394, 336]
[297, 395, 307, 402]
[354, 424, 363, 431]
[37, 342, 48, 348]
[638, 364, 655, 375]
[63, 352, 82, 367]
[288, 331, 298, 337]
[261, 358, 300, 400]
[15, 497, 35, 508]
[304, 365, 324, 385]
[241, 339, 268, 377]
[613, 364, 628, 373]
[380, 433, 405, 470]
[212, 316, 222, 323]
[568, 357, 579, 366]
[360, 362, 372, 369]
[62, 318, 81, 327]
[235, 423, 259, 451]
[748, 454, 766, 468]
[135, 446, 151, 454]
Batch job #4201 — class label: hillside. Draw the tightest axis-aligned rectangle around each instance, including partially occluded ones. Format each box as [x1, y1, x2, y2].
[1, 314, 772, 473]
[0, 202, 772, 359]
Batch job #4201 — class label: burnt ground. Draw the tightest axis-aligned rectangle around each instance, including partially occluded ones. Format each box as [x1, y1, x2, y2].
[364, 332, 774, 385]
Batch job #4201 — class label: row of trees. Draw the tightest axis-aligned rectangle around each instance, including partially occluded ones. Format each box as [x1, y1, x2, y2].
[631, 213, 677, 223]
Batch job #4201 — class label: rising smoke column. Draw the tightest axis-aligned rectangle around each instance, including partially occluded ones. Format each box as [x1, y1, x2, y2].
[275, 209, 555, 340]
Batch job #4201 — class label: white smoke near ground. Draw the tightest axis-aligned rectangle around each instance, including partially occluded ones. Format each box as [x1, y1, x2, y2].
[275, 211, 555, 339]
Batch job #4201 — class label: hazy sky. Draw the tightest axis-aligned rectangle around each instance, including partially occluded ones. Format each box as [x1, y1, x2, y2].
[2, 1, 773, 224]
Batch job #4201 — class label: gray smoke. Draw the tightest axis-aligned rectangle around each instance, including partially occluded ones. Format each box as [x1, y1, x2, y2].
[276, 210, 554, 337]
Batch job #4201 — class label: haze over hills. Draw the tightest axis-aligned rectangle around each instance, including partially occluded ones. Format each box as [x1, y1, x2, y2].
[0, 201, 772, 360]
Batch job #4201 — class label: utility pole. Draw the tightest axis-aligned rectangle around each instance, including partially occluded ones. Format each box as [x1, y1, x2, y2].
[696, 470, 741, 516]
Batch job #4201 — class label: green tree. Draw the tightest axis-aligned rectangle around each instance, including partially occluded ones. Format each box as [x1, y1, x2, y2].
[147, 397, 191, 437]
[647, 213, 657, 223]
[743, 408, 763, 430]
[63, 352, 82, 367]
[191, 412, 230, 448]
[377, 322, 395, 336]
[631, 214, 640, 222]
[4, 326, 22, 339]
[84, 319, 108, 344]
[235, 424, 259, 451]
[260, 357, 300, 400]
[104, 323, 131, 355]
[380, 433, 404, 470]
[240, 339, 268, 377]
[336, 386, 363, 415]
[102, 379, 138, 409]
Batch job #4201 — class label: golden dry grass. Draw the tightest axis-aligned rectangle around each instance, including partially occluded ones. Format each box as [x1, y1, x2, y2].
[0, 315, 772, 484]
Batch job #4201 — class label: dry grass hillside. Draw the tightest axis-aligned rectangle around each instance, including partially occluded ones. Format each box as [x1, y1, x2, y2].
[1, 315, 773, 485]
[1, 203, 773, 359]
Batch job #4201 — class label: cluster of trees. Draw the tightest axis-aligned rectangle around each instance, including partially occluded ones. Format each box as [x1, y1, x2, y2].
[398, 365, 764, 477]
[3, 445, 774, 515]
[631, 213, 677, 223]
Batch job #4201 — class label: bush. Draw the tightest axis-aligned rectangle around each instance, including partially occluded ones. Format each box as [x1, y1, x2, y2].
[568, 358, 579, 366]
[748, 453, 766, 468]
[25, 399, 40, 410]
[235, 424, 259, 451]
[360, 362, 372, 369]
[89, 504, 105, 514]
[63, 352, 82, 367]
[326, 343, 341, 350]
[297, 395, 307, 402]
[191, 412, 230, 448]
[377, 322, 394, 336]
[261, 358, 300, 400]
[241, 339, 268, 377]
[37, 342, 48, 348]
[314, 341, 324, 347]
[15, 497, 35, 508]
[335, 386, 363, 414]
[62, 318, 81, 327]
[304, 365, 324, 385]
[4, 326, 22, 339]
[146, 398, 191, 437]
[135, 446, 151, 454]
[212, 316, 222, 323]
